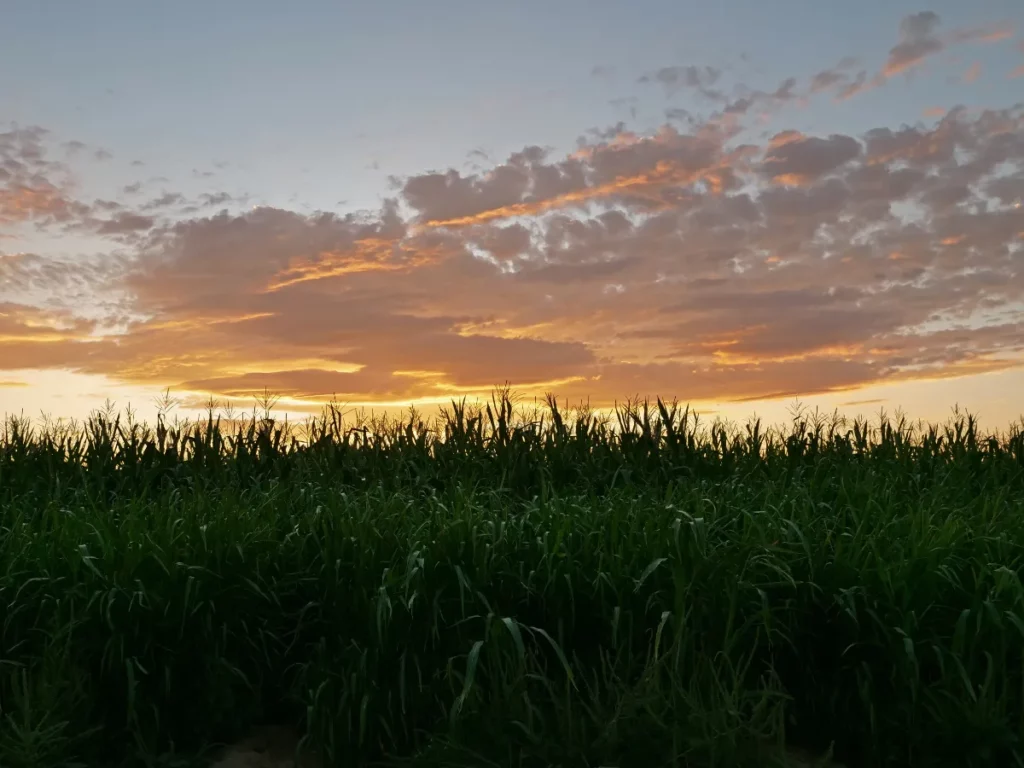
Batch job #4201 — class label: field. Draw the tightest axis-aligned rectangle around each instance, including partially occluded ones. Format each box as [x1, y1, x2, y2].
[1, 391, 1023, 767]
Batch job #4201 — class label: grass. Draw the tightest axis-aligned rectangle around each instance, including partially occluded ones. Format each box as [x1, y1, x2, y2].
[1, 388, 1023, 767]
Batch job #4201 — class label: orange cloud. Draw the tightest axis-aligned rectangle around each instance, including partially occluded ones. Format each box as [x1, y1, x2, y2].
[760, 133, 862, 185]
[142, 312, 277, 332]
[767, 130, 807, 148]
[0, 331, 90, 343]
[0, 184, 68, 223]
[569, 130, 646, 159]
[4, 48, 1024, 418]
[422, 175, 643, 229]
[770, 173, 811, 187]
[962, 62, 982, 84]
[266, 238, 410, 291]
[881, 11, 944, 77]
[977, 29, 1013, 43]
[833, 14, 1013, 101]
[710, 343, 864, 366]
[421, 158, 729, 229]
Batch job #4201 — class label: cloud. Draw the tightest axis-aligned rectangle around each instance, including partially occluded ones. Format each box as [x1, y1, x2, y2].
[809, 57, 860, 93]
[3, 34, 1024, 411]
[199, 192, 236, 208]
[759, 134, 862, 185]
[827, 12, 1013, 101]
[95, 212, 155, 235]
[948, 25, 1014, 46]
[1, 129, 247, 241]
[834, 71, 874, 101]
[0, 126, 159, 239]
[884, 11, 944, 76]
[638, 65, 723, 99]
[0, 126, 89, 226]
[141, 192, 185, 210]
[962, 61, 983, 84]
[401, 125, 751, 230]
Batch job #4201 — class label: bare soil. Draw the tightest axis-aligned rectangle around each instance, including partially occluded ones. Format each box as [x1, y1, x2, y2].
[208, 725, 322, 768]
[206, 727, 844, 767]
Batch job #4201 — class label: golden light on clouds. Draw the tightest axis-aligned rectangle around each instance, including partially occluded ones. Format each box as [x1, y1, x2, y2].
[266, 239, 402, 291]
[2, 10, 1024, 429]
[0, 184, 65, 223]
[419, 173, 663, 229]
[710, 344, 865, 367]
[772, 173, 814, 186]
[454, 320, 560, 340]
[419, 152, 737, 230]
[0, 330, 97, 344]
[142, 312, 278, 332]
[767, 130, 808, 149]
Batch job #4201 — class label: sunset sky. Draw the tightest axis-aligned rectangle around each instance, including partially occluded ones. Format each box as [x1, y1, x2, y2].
[2, 1, 1024, 430]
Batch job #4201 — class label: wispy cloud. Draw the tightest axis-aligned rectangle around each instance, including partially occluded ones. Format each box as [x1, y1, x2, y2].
[884, 11, 945, 76]
[638, 65, 724, 99]
[839, 398, 886, 407]
[961, 61, 982, 84]
[831, 12, 1013, 100]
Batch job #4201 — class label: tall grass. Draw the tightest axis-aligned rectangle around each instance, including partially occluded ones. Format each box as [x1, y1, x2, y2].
[1, 390, 1023, 767]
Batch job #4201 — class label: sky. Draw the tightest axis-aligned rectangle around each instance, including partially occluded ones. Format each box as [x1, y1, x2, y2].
[2, 0, 1024, 431]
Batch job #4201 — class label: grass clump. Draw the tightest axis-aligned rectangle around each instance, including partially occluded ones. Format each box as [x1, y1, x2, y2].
[1, 389, 1023, 767]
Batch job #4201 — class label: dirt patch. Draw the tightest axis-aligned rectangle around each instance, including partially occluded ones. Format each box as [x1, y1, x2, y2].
[208, 725, 322, 768]
[783, 745, 846, 767]
[205, 728, 844, 768]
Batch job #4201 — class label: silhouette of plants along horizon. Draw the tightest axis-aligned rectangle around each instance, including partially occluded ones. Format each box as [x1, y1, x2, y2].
[0, 388, 1023, 766]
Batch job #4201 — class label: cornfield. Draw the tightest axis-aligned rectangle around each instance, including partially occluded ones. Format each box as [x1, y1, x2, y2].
[1, 390, 1022, 766]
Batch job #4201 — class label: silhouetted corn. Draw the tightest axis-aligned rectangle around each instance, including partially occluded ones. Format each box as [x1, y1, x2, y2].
[0, 389, 1022, 766]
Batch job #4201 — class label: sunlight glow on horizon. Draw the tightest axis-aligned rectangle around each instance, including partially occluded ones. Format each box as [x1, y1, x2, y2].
[3, 366, 1023, 437]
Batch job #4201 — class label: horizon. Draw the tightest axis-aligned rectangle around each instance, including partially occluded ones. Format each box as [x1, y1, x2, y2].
[4, 381, 1021, 444]
[3, 1, 1024, 430]
[7, 385, 1021, 452]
